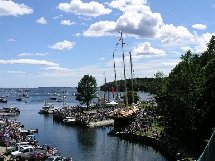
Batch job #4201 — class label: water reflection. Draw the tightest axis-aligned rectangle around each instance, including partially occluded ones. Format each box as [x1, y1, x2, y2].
[76, 127, 96, 151]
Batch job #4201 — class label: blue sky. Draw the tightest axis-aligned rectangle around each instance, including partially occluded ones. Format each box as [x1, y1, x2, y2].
[0, 0, 215, 88]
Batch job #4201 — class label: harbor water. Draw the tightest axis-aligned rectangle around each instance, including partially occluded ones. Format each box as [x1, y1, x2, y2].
[0, 87, 167, 161]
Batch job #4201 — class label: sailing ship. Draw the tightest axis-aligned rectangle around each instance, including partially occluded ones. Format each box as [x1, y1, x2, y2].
[108, 31, 139, 124]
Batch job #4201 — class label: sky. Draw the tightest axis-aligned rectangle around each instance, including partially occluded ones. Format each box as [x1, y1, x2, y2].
[0, 0, 215, 88]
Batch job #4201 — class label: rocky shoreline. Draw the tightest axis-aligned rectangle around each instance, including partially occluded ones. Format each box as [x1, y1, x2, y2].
[110, 132, 177, 161]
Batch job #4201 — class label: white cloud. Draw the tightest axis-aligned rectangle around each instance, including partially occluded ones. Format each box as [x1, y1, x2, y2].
[75, 33, 81, 37]
[83, 21, 116, 37]
[83, 1, 162, 37]
[83, 0, 203, 52]
[60, 20, 75, 25]
[158, 24, 193, 44]
[41, 66, 76, 78]
[108, 0, 147, 12]
[0, 59, 59, 67]
[178, 33, 215, 53]
[53, 14, 63, 19]
[161, 60, 180, 67]
[58, 0, 112, 17]
[18, 52, 48, 57]
[78, 16, 92, 21]
[193, 33, 215, 53]
[36, 17, 47, 24]
[41, 65, 104, 79]
[7, 71, 26, 74]
[116, 9, 162, 37]
[132, 42, 165, 56]
[7, 38, 16, 42]
[49, 40, 75, 50]
[0, 0, 33, 16]
[192, 24, 207, 30]
[180, 46, 192, 52]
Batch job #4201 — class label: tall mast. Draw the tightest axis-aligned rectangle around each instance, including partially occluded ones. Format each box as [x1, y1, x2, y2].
[113, 49, 118, 101]
[129, 51, 135, 104]
[103, 72, 107, 103]
[120, 31, 128, 107]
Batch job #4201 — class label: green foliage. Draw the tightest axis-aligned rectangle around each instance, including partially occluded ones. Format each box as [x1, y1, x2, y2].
[198, 45, 215, 137]
[161, 50, 205, 136]
[100, 77, 158, 92]
[156, 36, 215, 146]
[121, 91, 140, 105]
[151, 71, 167, 95]
[76, 75, 97, 108]
[200, 35, 215, 66]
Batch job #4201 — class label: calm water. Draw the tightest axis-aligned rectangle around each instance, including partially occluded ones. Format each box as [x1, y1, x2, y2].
[0, 88, 167, 161]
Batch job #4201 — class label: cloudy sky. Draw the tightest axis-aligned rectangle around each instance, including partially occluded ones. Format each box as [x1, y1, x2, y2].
[0, 0, 214, 88]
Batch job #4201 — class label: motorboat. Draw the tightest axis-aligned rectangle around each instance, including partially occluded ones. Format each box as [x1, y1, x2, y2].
[49, 96, 57, 100]
[0, 96, 7, 103]
[0, 107, 20, 115]
[16, 95, 22, 101]
[105, 100, 118, 106]
[38, 102, 58, 114]
[63, 116, 76, 125]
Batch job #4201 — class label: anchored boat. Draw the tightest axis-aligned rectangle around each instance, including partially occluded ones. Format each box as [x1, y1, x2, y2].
[0, 96, 7, 103]
[38, 102, 58, 114]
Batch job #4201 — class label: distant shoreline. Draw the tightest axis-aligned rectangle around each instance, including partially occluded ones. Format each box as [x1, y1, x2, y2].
[0, 87, 76, 89]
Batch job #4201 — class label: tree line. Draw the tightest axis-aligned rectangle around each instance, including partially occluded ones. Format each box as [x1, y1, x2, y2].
[154, 36, 215, 150]
[100, 77, 156, 93]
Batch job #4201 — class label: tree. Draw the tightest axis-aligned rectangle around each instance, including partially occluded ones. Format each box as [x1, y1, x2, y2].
[197, 36, 215, 139]
[121, 91, 140, 105]
[200, 35, 215, 67]
[151, 71, 167, 96]
[76, 75, 97, 109]
[160, 50, 205, 137]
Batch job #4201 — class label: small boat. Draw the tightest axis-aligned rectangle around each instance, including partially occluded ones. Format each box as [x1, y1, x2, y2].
[16, 95, 22, 101]
[38, 102, 58, 114]
[0, 96, 7, 103]
[105, 100, 118, 106]
[56, 98, 62, 102]
[63, 116, 76, 125]
[23, 91, 29, 98]
[49, 96, 57, 100]
[0, 107, 20, 116]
